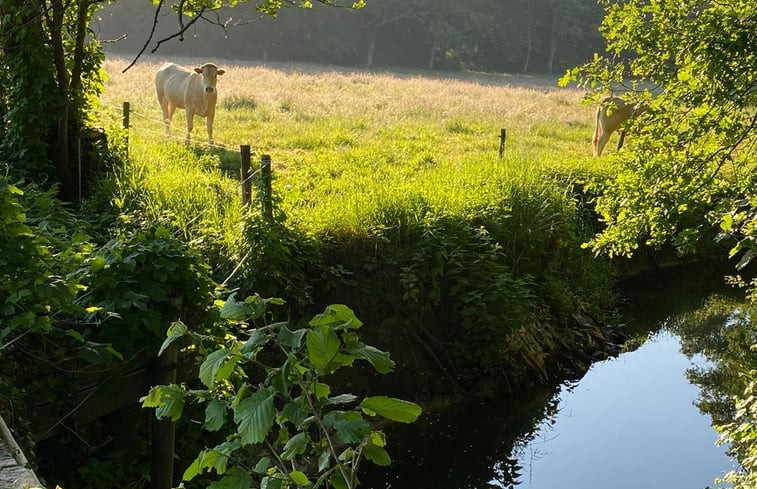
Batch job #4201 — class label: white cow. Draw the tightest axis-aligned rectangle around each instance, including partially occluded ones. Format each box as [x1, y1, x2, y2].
[592, 95, 645, 157]
[155, 62, 225, 145]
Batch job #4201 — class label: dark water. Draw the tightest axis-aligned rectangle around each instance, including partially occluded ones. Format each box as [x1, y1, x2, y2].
[365, 268, 745, 489]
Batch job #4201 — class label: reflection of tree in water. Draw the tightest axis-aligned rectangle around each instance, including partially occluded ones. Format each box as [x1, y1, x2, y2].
[667, 297, 755, 424]
[665, 295, 756, 486]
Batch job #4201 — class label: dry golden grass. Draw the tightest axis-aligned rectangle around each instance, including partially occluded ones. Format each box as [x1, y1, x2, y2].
[101, 55, 596, 161]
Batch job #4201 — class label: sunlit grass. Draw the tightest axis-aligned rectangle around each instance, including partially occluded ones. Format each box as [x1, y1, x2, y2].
[99, 55, 613, 240]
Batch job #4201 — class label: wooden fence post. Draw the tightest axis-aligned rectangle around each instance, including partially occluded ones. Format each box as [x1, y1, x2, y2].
[151, 343, 178, 489]
[240, 145, 252, 206]
[498, 128, 507, 158]
[123, 102, 130, 157]
[261, 154, 273, 220]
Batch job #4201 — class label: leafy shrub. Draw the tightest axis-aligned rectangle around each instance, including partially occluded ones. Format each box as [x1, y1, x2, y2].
[74, 221, 217, 356]
[144, 297, 422, 489]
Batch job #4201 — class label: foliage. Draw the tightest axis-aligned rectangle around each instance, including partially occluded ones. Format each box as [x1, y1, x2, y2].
[668, 297, 757, 489]
[560, 0, 757, 275]
[0, 0, 107, 195]
[73, 221, 218, 356]
[0, 178, 89, 345]
[144, 297, 421, 489]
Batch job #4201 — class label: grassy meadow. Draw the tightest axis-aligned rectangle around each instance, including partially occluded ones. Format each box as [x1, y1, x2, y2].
[97, 55, 621, 379]
[100, 55, 610, 233]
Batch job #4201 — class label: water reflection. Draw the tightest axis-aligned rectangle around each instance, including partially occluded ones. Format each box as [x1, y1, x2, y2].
[510, 330, 735, 488]
[364, 267, 752, 489]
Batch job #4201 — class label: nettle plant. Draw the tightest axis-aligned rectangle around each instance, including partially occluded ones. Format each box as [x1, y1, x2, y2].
[143, 295, 421, 489]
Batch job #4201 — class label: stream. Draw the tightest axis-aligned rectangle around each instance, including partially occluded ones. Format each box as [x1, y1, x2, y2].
[364, 266, 747, 489]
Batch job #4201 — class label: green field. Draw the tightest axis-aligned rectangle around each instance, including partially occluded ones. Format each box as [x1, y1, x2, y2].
[98, 55, 620, 379]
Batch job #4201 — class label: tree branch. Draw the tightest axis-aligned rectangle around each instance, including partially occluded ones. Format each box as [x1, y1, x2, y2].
[122, 0, 164, 73]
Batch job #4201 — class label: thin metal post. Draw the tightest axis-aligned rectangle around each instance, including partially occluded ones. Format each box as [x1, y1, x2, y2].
[498, 128, 507, 158]
[123, 101, 130, 157]
[240, 145, 252, 206]
[261, 154, 272, 220]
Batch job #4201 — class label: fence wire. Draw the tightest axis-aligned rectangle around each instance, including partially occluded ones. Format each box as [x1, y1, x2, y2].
[100, 102, 241, 152]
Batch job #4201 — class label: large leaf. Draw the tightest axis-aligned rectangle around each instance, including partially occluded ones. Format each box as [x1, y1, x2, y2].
[363, 444, 391, 466]
[159, 321, 188, 357]
[289, 471, 310, 486]
[309, 304, 363, 330]
[324, 411, 370, 444]
[277, 324, 307, 349]
[208, 467, 253, 489]
[205, 399, 227, 431]
[360, 396, 422, 423]
[281, 432, 310, 461]
[306, 328, 341, 372]
[199, 348, 230, 388]
[141, 384, 186, 421]
[234, 387, 275, 445]
[348, 345, 395, 374]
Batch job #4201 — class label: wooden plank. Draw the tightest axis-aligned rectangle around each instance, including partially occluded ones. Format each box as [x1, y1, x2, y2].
[1, 414, 42, 489]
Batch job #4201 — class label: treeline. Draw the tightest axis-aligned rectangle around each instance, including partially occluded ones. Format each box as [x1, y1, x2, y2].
[96, 0, 605, 74]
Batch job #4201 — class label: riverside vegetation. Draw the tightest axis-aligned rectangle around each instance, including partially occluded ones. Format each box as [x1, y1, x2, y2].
[0, 53, 728, 488]
[99, 55, 621, 385]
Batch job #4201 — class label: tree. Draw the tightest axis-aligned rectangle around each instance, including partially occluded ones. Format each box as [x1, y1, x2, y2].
[561, 0, 757, 293]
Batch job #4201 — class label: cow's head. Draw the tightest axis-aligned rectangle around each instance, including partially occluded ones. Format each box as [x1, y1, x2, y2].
[194, 63, 225, 95]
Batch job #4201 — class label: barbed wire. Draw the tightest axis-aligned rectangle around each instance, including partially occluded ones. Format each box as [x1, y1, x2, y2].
[100, 101, 242, 152]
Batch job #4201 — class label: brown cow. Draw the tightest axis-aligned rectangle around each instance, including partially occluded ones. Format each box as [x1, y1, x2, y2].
[155, 62, 225, 145]
[592, 95, 645, 157]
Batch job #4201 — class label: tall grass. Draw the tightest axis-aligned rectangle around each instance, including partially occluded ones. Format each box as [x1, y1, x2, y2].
[98, 55, 618, 376]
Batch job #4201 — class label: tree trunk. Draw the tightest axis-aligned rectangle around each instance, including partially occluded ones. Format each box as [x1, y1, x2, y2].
[545, 8, 558, 75]
[427, 39, 438, 70]
[365, 27, 376, 66]
[522, 0, 533, 73]
[49, 0, 74, 200]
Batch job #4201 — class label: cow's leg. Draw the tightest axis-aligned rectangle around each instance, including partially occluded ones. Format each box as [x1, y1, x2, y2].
[595, 126, 611, 157]
[206, 115, 214, 146]
[185, 110, 193, 146]
[159, 98, 172, 138]
[616, 130, 626, 151]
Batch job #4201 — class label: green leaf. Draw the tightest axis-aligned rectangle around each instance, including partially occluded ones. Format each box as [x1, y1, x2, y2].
[326, 412, 370, 444]
[277, 325, 307, 349]
[307, 327, 341, 372]
[141, 384, 186, 421]
[261, 477, 283, 489]
[205, 399, 227, 431]
[281, 432, 310, 460]
[159, 321, 188, 356]
[289, 471, 310, 486]
[348, 345, 395, 374]
[199, 348, 230, 388]
[363, 444, 391, 466]
[240, 329, 270, 354]
[317, 450, 331, 472]
[310, 304, 363, 330]
[208, 467, 253, 489]
[721, 213, 734, 231]
[312, 382, 331, 399]
[360, 396, 422, 423]
[281, 398, 308, 427]
[234, 387, 275, 445]
[325, 394, 358, 406]
[253, 456, 271, 474]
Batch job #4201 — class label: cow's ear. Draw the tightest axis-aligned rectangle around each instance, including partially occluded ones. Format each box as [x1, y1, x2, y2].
[217, 69, 225, 76]
[194, 67, 203, 74]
